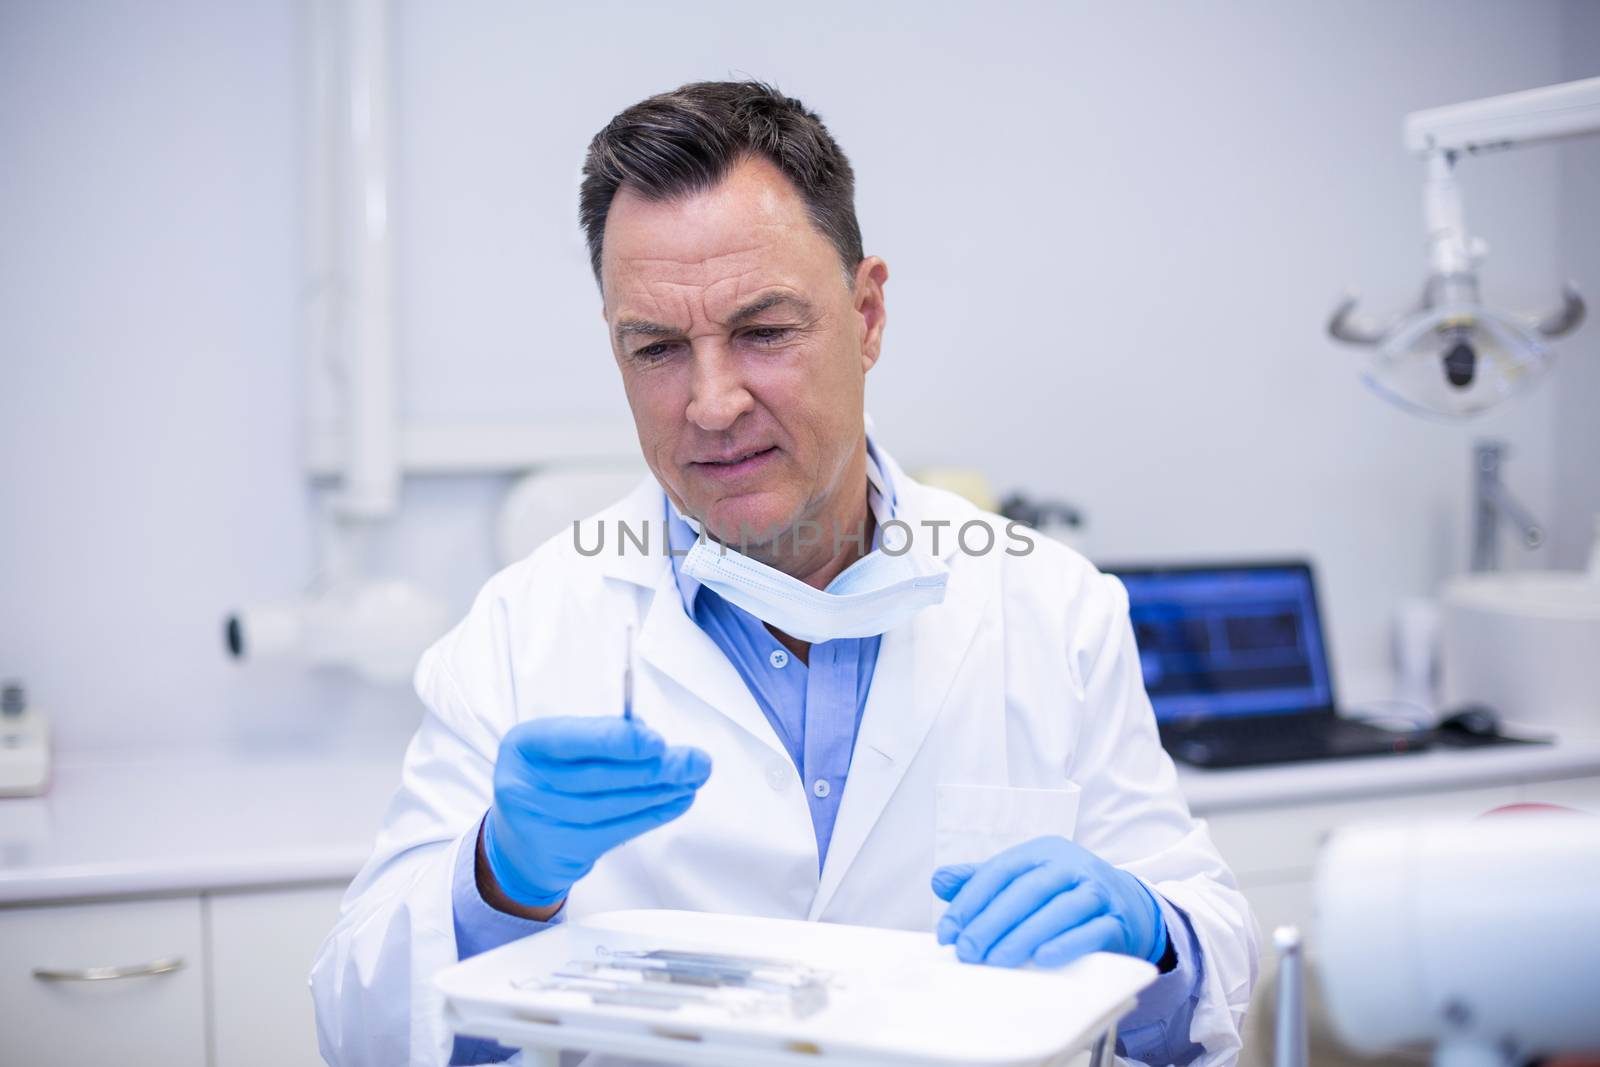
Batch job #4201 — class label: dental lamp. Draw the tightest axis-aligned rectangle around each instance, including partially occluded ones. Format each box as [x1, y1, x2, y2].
[1328, 77, 1599, 418]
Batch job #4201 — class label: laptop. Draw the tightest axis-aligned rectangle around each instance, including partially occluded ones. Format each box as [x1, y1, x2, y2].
[1102, 560, 1429, 769]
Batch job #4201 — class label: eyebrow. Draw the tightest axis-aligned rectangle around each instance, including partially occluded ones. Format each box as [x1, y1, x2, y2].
[613, 293, 815, 347]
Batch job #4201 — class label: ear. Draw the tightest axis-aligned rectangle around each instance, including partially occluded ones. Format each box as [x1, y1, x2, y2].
[852, 256, 890, 373]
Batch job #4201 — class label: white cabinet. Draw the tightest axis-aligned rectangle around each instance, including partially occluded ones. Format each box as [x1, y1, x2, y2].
[1203, 784, 1520, 882]
[0, 895, 208, 1065]
[0, 755, 398, 1063]
[0, 884, 347, 1067]
[207, 884, 346, 1067]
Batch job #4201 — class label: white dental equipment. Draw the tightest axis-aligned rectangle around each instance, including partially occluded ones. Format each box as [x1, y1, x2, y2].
[1328, 77, 1598, 418]
[226, 578, 447, 685]
[1270, 814, 1600, 1067]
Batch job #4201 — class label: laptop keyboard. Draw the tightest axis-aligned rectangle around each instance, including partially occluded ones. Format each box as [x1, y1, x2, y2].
[1162, 716, 1426, 768]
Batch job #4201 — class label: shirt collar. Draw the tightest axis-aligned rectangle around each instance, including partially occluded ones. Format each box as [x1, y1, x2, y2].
[666, 435, 898, 616]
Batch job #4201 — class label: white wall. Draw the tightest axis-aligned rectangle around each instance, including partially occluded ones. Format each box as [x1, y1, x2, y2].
[1552, 0, 1600, 569]
[2, 0, 1590, 755]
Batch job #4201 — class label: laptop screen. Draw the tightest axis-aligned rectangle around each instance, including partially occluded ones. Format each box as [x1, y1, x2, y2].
[1107, 563, 1334, 722]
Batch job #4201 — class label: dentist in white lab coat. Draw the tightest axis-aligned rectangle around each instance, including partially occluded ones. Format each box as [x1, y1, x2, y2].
[312, 80, 1258, 1067]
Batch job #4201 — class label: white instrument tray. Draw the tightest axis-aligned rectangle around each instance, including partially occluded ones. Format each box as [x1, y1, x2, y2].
[436, 909, 1156, 1066]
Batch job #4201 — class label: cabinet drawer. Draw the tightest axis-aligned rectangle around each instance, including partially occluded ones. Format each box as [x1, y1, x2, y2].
[208, 883, 346, 1067]
[1204, 784, 1519, 880]
[0, 895, 206, 1065]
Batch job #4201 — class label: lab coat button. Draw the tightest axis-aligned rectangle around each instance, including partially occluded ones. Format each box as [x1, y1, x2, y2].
[769, 649, 789, 669]
[766, 763, 789, 790]
[812, 779, 831, 799]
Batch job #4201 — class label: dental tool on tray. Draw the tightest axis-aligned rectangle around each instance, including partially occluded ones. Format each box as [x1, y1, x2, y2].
[514, 947, 831, 1018]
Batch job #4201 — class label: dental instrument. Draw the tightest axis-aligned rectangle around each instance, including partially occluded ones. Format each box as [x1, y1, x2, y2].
[622, 624, 634, 720]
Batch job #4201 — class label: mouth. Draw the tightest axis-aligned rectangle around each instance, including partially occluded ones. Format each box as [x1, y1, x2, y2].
[690, 446, 779, 480]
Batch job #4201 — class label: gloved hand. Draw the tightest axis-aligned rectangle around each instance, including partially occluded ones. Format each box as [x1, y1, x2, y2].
[483, 716, 712, 908]
[932, 835, 1167, 968]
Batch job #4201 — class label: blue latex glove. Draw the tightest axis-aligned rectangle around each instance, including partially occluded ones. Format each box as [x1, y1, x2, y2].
[932, 835, 1167, 968]
[483, 716, 712, 907]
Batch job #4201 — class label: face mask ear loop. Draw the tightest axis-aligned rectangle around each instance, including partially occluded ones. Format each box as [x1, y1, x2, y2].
[865, 445, 894, 518]
[666, 494, 726, 556]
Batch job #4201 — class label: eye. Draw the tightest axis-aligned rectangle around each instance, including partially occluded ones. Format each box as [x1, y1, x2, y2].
[632, 341, 679, 362]
[743, 326, 794, 346]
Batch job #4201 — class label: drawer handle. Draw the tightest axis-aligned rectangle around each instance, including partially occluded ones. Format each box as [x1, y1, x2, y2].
[32, 956, 185, 982]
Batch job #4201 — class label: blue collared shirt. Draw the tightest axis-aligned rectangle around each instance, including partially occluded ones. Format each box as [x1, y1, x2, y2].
[450, 455, 1205, 1065]
[664, 492, 882, 869]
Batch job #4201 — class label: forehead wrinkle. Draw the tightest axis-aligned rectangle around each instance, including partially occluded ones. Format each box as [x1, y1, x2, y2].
[622, 267, 797, 338]
[605, 229, 784, 294]
[613, 249, 762, 309]
[607, 205, 821, 337]
[619, 241, 772, 271]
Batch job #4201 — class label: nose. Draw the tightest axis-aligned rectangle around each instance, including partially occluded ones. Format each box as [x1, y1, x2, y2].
[685, 344, 754, 433]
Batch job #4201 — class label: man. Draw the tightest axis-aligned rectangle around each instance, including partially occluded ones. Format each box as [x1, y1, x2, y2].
[312, 81, 1257, 1066]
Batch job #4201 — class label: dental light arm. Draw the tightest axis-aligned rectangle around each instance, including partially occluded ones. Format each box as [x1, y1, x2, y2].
[1403, 76, 1600, 156]
[1328, 76, 1600, 418]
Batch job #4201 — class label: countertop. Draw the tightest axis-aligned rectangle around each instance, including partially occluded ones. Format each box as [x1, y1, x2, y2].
[1180, 735, 1600, 813]
[0, 752, 401, 906]
[4, 736, 1599, 907]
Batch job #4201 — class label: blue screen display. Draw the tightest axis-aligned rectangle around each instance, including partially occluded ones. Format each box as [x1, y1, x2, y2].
[1110, 566, 1333, 722]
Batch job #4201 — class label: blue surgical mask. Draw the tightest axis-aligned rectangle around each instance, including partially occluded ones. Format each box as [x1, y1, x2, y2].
[675, 453, 948, 644]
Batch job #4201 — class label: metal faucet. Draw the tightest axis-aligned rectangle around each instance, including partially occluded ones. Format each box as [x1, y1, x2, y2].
[1471, 441, 1544, 572]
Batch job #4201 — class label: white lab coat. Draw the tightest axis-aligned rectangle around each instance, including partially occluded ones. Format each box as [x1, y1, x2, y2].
[311, 448, 1259, 1067]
